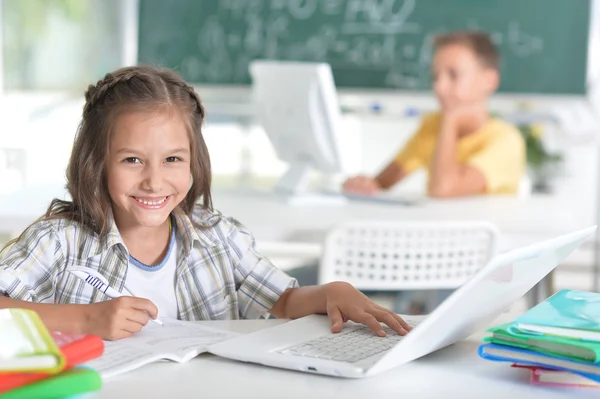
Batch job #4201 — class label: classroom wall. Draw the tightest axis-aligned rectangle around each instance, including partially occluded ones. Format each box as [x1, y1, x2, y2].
[2, 0, 600, 214]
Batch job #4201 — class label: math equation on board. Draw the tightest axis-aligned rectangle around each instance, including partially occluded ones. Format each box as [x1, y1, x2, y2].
[172, 0, 544, 88]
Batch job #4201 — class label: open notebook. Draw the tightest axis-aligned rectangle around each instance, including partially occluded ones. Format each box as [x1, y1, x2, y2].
[84, 318, 239, 378]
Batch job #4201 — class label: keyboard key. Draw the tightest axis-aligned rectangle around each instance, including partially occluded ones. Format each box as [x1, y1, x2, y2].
[277, 323, 416, 364]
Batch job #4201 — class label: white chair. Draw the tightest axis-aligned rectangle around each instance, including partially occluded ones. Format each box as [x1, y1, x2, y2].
[318, 221, 499, 292]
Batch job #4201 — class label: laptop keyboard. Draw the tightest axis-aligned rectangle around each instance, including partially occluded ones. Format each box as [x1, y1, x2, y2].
[278, 321, 420, 363]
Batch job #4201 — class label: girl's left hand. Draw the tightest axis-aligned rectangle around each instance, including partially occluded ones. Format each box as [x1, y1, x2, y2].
[324, 282, 412, 337]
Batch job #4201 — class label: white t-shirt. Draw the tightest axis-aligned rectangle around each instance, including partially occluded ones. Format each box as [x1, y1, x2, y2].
[125, 230, 178, 320]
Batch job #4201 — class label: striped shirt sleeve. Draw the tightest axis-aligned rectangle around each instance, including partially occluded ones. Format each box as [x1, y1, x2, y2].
[224, 217, 298, 319]
[0, 222, 65, 303]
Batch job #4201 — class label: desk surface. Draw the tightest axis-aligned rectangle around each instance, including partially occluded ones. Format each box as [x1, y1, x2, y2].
[0, 186, 593, 261]
[0, 185, 587, 236]
[210, 188, 591, 249]
[89, 317, 598, 399]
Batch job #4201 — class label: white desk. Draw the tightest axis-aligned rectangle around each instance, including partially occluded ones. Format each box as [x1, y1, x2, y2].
[89, 317, 598, 399]
[0, 185, 593, 303]
[211, 188, 589, 247]
[0, 184, 589, 243]
[211, 188, 595, 304]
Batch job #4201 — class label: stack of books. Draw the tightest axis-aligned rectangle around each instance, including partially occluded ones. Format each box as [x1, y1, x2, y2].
[479, 289, 600, 389]
[0, 309, 104, 398]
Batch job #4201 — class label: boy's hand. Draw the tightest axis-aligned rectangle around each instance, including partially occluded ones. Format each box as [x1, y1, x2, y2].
[442, 105, 488, 133]
[324, 282, 412, 337]
[84, 297, 158, 340]
[343, 176, 381, 195]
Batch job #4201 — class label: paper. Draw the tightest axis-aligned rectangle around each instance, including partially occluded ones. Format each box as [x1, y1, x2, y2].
[85, 318, 239, 378]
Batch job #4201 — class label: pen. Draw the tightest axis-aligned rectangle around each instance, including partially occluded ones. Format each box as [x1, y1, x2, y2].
[67, 269, 163, 326]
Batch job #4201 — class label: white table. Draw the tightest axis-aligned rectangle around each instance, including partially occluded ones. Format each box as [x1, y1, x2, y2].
[0, 185, 593, 303]
[211, 188, 596, 303]
[89, 317, 598, 399]
[211, 188, 588, 246]
[0, 184, 589, 243]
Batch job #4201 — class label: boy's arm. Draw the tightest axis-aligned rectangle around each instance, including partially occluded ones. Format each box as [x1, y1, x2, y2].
[383, 115, 433, 189]
[429, 115, 487, 198]
[374, 161, 407, 189]
[344, 117, 431, 194]
[343, 160, 407, 195]
[344, 114, 435, 194]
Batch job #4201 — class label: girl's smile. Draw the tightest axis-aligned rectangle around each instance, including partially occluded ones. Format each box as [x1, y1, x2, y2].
[132, 195, 171, 210]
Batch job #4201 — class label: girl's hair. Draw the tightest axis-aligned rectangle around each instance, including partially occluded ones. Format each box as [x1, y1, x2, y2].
[27, 65, 212, 237]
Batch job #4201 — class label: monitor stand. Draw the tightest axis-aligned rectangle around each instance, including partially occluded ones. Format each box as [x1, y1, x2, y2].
[273, 162, 347, 206]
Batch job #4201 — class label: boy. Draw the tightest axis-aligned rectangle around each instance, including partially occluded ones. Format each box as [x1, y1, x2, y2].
[344, 31, 525, 198]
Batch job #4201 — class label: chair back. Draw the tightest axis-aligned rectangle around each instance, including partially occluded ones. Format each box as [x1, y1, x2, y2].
[318, 221, 499, 291]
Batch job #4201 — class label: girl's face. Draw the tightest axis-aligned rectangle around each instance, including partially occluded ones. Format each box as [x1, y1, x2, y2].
[106, 111, 191, 231]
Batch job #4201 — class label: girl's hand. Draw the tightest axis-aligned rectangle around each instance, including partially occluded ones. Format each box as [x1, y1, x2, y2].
[324, 282, 412, 337]
[84, 297, 158, 340]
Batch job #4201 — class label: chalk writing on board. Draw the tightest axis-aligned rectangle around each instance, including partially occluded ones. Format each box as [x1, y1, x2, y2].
[174, 0, 544, 86]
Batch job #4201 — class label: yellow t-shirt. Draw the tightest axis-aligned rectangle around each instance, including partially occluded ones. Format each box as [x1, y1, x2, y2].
[394, 112, 526, 194]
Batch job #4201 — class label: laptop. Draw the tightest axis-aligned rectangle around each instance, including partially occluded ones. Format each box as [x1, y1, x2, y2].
[209, 226, 597, 378]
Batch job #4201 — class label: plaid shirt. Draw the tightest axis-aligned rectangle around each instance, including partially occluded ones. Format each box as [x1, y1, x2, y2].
[0, 207, 298, 320]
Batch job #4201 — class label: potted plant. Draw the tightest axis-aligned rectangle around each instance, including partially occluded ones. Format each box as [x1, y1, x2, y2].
[518, 123, 563, 193]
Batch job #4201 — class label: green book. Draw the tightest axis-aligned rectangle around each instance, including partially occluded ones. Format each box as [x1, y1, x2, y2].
[484, 323, 600, 363]
[512, 289, 600, 341]
[0, 368, 102, 399]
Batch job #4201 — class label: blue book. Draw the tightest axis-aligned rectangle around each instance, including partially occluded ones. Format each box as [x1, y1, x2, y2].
[479, 343, 600, 383]
[512, 289, 600, 341]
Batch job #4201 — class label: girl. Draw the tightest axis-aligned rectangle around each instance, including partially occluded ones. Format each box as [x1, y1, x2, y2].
[0, 66, 410, 340]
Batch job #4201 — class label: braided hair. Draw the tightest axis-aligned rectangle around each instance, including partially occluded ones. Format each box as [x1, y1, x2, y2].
[44, 65, 213, 236]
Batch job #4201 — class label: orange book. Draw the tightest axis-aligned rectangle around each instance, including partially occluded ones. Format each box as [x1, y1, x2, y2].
[0, 332, 104, 394]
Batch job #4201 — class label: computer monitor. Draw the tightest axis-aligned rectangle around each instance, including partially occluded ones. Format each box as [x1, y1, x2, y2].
[249, 61, 344, 200]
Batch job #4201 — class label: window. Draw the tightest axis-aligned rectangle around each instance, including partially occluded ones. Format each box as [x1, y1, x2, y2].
[2, 0, 125, 92]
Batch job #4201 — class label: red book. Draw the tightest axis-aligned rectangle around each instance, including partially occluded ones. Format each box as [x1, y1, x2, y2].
[512, 364, 600, 388]
[49, 332, 104, 369]
[0, 332, 104, 394]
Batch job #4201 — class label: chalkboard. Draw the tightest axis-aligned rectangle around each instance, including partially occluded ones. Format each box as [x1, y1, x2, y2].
[138, 0, 590, 94]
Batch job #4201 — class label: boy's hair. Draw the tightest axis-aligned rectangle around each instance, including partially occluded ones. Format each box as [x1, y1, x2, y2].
[434, 31, 499, 70]
[45, 65, 213, 236]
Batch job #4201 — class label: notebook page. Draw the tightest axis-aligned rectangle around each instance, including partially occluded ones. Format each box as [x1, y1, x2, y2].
[85, 318, 239, 378]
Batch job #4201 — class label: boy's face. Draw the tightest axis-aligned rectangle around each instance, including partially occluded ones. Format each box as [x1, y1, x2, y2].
[106, 111, 191, 231]
[431, 44, 499, 111]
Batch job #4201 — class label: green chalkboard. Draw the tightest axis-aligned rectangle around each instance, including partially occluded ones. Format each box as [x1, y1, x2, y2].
[138, 0, 590, 94]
